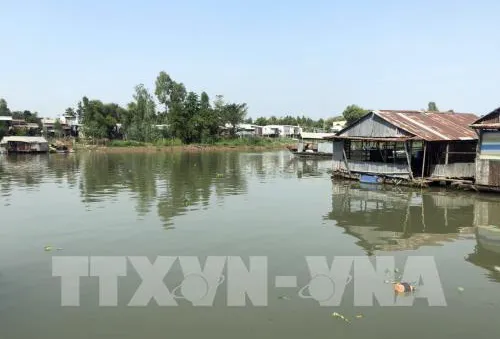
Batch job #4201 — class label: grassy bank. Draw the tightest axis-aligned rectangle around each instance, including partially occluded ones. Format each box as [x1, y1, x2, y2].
[74, 137, 295, 153]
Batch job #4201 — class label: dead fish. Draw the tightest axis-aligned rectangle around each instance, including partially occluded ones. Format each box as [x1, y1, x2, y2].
[331, 312, 351, 324]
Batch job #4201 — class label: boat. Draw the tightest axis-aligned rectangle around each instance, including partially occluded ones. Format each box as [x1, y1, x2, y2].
[287, 132, 336, 158]
[49, 143, 73, 154]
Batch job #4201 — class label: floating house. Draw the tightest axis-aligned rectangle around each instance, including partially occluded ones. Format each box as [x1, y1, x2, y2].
[470, 107, 500, 190]
[325, 110, 479, 185]
[287, 132, 336, 158]
[0, 136, 49, 153]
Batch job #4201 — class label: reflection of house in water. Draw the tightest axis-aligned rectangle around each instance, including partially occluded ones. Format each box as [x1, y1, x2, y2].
[325, 183, 477, 254]
[465, 197, 500, 282]
[466, 225, 500, 283]
[286, 158, 332, 178]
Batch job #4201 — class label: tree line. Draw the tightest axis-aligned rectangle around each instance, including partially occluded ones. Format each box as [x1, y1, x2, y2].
[1, 75, 452, 143]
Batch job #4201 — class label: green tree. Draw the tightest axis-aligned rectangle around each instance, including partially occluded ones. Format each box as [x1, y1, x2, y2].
[65, 107, 76, 117]
[342, 104, 368, 124]
[223, 103, 247, 136]
[76, 101, 83, 123]
[54, 119, 63, 138]
[427, 102, 439, 112]
[124, 84, 159, 142]
[198, 92, 221, 143]
[254, 117, 268, 126]
[80, 96, 121, 140]
[0, 122, 8, 139]
[0, 98, 11, 116]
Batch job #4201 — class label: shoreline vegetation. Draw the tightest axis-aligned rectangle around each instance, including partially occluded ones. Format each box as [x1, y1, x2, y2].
[1, 70, 354, 147]
[72, 137, 295, 153]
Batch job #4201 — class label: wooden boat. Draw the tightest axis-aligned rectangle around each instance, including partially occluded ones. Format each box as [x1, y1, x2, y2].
[287, 132, 336, 158]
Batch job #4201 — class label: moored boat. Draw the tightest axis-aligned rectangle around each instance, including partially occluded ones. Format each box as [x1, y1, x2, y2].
[288, 132, 336, 158]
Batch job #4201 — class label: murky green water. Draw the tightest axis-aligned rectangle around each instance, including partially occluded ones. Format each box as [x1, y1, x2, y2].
[1, 151, 500, 339]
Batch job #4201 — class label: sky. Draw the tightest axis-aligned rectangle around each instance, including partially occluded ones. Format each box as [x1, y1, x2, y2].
[1, 0, 499, 119]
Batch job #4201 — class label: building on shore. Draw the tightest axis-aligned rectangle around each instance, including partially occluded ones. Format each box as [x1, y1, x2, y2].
[262, 125, 301, 138]
[470, 107, 500, 190]
[330, 120, 347, 133]
[324, 110, 479, 185]
[0, 136, 49, 153]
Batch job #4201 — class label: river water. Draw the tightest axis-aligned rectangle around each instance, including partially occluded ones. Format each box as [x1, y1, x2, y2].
[1, 150, 499, 339]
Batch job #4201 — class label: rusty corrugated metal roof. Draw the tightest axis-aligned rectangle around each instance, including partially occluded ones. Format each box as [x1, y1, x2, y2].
[375, 110, 479, 141]
[471, 107, 500, 125]
[470, 123, 500, 129]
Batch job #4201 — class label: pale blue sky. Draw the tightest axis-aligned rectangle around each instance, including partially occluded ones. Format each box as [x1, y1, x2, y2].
[1, 0, 499, 118]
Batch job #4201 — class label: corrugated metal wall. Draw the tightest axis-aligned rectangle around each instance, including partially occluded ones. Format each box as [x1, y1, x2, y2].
[340, 113, 410, 138]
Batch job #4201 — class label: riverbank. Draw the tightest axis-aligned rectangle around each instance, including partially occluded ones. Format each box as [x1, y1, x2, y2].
[73, 138, 295, 153]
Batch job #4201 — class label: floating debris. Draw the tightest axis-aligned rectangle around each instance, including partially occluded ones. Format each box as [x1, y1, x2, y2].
[457, 287, 465, 293]
[394, 268, 400, 273]
[331, 312, 351, 324]
[355, 314, 363, 319]
[494, 266, 500, 273]
[44, 246, 53, 252]
[56, 248, 63, 251]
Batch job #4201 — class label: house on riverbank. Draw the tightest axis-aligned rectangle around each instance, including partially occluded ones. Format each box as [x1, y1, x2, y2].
[325, 110, 479, 186]
[470, 107, 500, 191]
